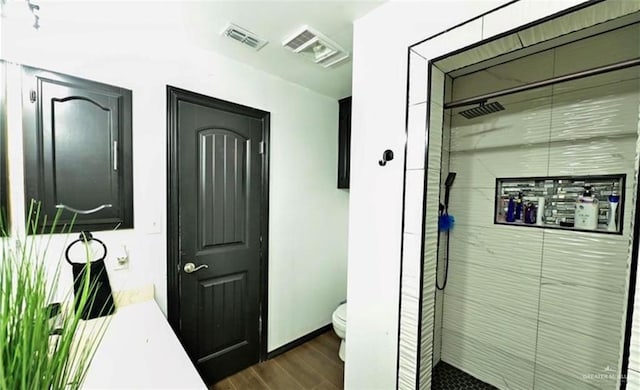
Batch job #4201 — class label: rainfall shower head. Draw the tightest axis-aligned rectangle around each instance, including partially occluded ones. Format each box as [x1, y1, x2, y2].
[459, 101, 505, 119]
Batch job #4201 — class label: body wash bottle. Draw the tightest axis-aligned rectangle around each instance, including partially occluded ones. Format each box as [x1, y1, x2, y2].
[575, 186, 599, 230]
[608, 193, 620, 232]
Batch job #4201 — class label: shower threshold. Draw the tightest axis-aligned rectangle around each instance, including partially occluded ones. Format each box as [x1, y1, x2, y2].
[432, 362, 497, 390]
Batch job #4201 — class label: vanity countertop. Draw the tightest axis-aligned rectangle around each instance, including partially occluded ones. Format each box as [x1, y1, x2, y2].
[81, 299, 207, 389]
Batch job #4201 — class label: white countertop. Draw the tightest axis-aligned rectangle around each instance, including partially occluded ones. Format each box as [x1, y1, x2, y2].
[82, 300, 207, 390]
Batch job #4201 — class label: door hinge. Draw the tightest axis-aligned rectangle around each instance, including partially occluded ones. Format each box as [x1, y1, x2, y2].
[29, 89, 36, 103]
[258, 141, 265, 155]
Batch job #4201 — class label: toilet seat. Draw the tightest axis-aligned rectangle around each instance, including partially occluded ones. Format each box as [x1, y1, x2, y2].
[333, 303, 347, 330]
[332, 303, 347, 362]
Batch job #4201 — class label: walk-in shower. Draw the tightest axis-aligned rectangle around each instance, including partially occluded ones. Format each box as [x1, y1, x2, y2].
[398, 2, 640, 389]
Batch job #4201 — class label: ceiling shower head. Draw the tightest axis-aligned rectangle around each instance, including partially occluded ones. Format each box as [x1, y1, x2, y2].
[459, 101, 505, 119]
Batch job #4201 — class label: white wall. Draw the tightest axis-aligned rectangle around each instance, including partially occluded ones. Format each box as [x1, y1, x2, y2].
[347, 2, 512, 389]
[1, 1, 348, 352]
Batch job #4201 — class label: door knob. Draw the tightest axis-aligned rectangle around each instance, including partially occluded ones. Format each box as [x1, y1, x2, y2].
[183, 262, 208, 273]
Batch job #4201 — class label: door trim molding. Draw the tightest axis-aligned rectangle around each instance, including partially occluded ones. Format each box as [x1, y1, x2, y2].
[166, 85, 270, 361]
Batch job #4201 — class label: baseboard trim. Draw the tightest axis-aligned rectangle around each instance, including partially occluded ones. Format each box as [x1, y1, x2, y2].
[266, 323, 333, 360]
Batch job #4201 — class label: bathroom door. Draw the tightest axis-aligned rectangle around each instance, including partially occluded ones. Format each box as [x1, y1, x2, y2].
[167, 86, 269, 384]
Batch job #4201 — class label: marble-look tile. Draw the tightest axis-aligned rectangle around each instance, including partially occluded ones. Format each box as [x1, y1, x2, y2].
[437, 34, 522, 73]
[535, 322, 621, 390]
[541, 228, 631, 295]
[406, 102, 427, 170]
[427, 101, 444, 171]
[441, 328, 535, 390]
[480, 0, 584, 40]
[447, 186, 496, 228]
[401, 232, 422, 293]
[451, 50, 554, 104]
[626, 369, 640, 390]
[448, 224, 543, 277]
[444, 260, 540, 319]
[550, 78, 640, 142]
[398, 231, 422, 390]
[430, 67, 445, 107]
[538, 279, 626, 341]
[409, 51, 428, 105]
[450, 96, 552, 153]
[554, 24, 640, 77]
[442, 294, 537, 361]
[516, 0, 639, 47]
[449, 144, 549, 189]
[403, 169, 425, 235]
[549, 135, 637, 179]
[552, 67, 640, 96]
[432, 289, 444, 366]
[533, 363, 603, 390]
[630, 287, 640, 373]
[413, 18, 483, 63]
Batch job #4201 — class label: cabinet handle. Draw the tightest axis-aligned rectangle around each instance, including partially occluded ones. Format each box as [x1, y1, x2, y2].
[56, 204, 112, 215]
[113, 140, 118, 171]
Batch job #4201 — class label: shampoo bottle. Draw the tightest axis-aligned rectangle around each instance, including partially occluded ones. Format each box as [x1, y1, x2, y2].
[574, 186, 599, 230]
[514, 192, 523, 221]
[506, 197, 516, 222]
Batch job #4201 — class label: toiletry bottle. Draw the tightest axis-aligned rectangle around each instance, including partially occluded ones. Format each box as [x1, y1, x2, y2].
[514, 192, 523, 221]
[524, 203, 536, 224]
[608, 193, 620, 232]
[575, 185, 599, 230]
[506, 196, 516, 222]
[536, 197, 545, 226]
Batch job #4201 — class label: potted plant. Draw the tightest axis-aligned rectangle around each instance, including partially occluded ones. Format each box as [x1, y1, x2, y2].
[0, 204, 110, 389]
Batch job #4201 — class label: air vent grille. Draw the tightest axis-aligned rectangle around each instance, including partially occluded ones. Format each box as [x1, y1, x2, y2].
[222, 23, 268, 51]
[282, 26, 350, 68]
[284, 30, 317, 50]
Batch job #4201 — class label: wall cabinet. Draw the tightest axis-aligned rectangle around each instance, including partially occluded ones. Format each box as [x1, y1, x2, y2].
[22, 66, 133, 233]
[0, 61, 7, 235]
[337, 96, 351, 189]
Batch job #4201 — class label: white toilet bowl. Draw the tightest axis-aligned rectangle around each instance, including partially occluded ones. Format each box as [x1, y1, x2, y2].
[332, 303, 347, 361]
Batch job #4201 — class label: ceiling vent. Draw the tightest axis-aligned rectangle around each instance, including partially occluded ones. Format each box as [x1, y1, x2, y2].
[222, 23, 268, 51]
[282, 26, 349, 68]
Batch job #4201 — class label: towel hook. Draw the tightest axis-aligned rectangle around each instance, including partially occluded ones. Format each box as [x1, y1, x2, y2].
[379, 149, 394, 166]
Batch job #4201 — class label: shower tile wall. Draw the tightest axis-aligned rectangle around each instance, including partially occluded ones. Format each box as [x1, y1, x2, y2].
[432, 74, 453, 369]
[397, 51, 429, 390]
[418, 68, 447, 389]
[440, 24, 640, 390]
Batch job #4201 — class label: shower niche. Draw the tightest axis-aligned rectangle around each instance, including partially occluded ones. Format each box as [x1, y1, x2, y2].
[494, 174, 626, 234]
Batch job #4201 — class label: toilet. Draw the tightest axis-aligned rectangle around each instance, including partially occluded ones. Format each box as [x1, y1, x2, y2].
[332, 303, 347, 361]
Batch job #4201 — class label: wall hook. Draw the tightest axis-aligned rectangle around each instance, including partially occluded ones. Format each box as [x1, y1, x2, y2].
[379, 149, 394, 166]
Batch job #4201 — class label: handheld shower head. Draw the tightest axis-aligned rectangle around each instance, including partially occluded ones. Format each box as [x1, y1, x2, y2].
[445, 172, 456, 187]
[443, 172, 456, 211]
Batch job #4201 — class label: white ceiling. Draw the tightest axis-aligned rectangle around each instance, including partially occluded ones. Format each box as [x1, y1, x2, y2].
[5, 1, 383, 99]
[180, 1, 385, 100]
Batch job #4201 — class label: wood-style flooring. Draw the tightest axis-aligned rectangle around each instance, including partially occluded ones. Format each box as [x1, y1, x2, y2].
[211, 331, 344, 390]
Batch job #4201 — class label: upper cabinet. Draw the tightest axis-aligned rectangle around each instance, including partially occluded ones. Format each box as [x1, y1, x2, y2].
[22, 66, 133, 233]
[0, 62, 8, 235]
[337, 96, 351, 189]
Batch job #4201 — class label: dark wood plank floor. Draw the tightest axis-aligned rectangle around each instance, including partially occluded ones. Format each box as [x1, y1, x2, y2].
[211, 331, 344, 390]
